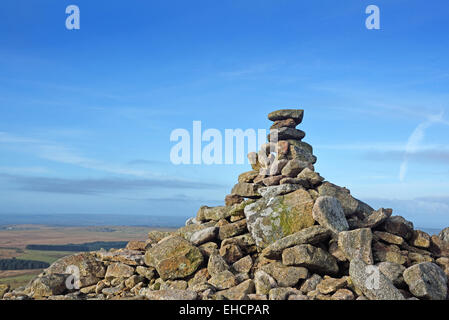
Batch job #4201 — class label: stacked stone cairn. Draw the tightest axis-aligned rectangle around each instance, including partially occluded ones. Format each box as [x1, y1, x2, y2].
[3, 109, 449, 301]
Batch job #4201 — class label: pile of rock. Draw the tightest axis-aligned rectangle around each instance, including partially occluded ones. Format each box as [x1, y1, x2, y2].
[3, 109, 449, 301]
[230, 109, 317, 202]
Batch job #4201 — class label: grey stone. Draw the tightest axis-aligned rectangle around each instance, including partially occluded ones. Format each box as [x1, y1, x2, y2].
[255, 270, 278, 295]
[268, 109, 304, 124]
[281, 159, 310, 177]
[297, 168, 323, 186]
[28, 274, 67, 298]
[232, 255, 253, 274]
[260, 262, 308, 287]
[439, 227, 449, 243]
[382, 216, 414, 240]
[356, 208, 392, 229]
[317, 182, 373, 217]
[268, 128, 306, 141]
[190, 227, 218, 245]
[268, 287, 302, 300]
[208, 270, 237, 290]
[215, 279, 255, 300]
[377, 262, 406, 287]
[349, 259, 405, 300]
[44, 252, 106, 288]
[258, 184, 302, 198]
[282, 244, 339, 275]
[140, 289, 198, 300]
[299, 274, 322, 293]
[289, 145, 317, 164]
[105, 263, 135, 280]
[144, 236, 203, 280]
[218, 219, 247, 240]
[231, 182, 262, 199]
[244, 189, 315, 248]
[338, 228, 373, 265]
[261, 225, 331, 259]
[196, 206, 232, 222]
[312, 196, 349, 234]
[207, 254, 229, 276]
[403, 262, 448, 300]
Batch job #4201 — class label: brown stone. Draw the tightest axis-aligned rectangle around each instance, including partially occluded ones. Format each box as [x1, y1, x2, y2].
[225, 194, 244, 206]
[219, 243, 244, 264]
[410, 230, 431, 249]
[262, 175, 284, 186]
[374, 231, 404, 245]
[126, 241, 146, 251]
[270, 118, 297, 129]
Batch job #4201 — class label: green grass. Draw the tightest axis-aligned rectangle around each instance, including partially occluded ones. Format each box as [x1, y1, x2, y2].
[17, 250, 74, 264]
[0, 250, 75, 290]
[0, 271, 41, 289]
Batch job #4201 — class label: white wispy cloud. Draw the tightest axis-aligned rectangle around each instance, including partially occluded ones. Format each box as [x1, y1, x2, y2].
[219, 62, 279, 77]
[0, 132, 153, 177]
[0, 166, 50, 175]
[400, 112, 449, 181]
[315, 142, 449, 152]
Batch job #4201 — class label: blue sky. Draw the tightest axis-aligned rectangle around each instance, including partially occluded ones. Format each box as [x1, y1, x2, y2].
[0, 0, 449, 228]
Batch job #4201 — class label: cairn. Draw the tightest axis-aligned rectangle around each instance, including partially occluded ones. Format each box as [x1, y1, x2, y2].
[3, 109, 449, 301]
[227, 108, 319, 203]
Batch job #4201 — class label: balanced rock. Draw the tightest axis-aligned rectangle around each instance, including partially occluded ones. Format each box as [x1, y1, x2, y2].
[270, 118, 297, 129]
[268, 109, 304, 124]
[268, 127, 305, 141]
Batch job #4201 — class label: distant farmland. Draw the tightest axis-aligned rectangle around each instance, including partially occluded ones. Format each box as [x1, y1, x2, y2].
[0, 224, 175, 289]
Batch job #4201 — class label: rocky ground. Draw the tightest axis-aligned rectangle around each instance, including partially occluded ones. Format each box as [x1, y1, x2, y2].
[2, 109, 449, 301]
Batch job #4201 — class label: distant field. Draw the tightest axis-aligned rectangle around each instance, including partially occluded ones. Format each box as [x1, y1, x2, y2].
[17, 250, 75, 264]
[0, 270, 41, 289]
[0, 225, 154, 252]
[0, 224, 175, 289]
